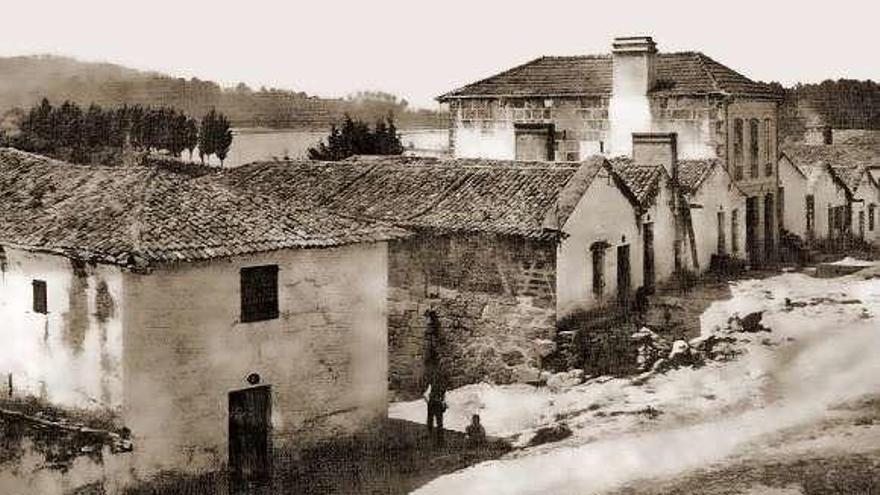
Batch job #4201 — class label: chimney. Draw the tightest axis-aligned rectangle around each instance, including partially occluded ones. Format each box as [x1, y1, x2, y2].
[612, 36, 657, 96]
[632, 132, 678, 178]
[608, 36, 658, 157]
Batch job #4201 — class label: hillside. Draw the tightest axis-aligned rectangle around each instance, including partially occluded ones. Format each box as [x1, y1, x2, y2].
[0, 55, 445, 129]
[780, 79, 880, 143]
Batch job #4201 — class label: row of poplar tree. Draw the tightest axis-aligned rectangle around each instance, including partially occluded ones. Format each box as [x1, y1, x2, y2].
[10, 99, 233, 165]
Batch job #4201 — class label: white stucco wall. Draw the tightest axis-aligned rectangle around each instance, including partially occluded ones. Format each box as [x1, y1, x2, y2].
[850, 173, 879, 242]
[556, 172, 641, 318]
[805, 167, 849, 239]
[686, 167, 748, 272]
[453, 120, 515, 160]
[121, 242, 389, 472]
[0, 247, 124, 410]
[640, 174, 677, 282]
[777, 155, 808, 238]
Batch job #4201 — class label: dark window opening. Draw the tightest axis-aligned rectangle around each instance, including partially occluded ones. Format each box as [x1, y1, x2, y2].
[717, 211, 727, 255]
[240, 265, 279, 323]
[32, 280, 47, 314]
[731, 209, 740, 253]
[749, 119, 760, 178]
[806, 195, 815, 238]
[590, 242, 608, 298]
[870, 204, 876, 231]
[733, 119, 744, 180]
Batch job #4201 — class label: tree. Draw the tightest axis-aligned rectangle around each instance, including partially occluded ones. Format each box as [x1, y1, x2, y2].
[184, 117, 198, 161]
[214, 113, 233, 166]
[198, 108, 234, 166]
[308, 113, 404, 161]
[198, 108, 217, 163]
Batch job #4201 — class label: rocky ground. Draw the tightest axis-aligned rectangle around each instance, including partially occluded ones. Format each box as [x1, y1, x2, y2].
[395, 262, 880, 494]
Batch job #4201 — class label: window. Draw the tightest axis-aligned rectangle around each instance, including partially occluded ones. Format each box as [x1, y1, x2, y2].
[515, 123, 554, 161]
[870, 204, 876, 231]
[806, 195, 815, 237]
[733, 119, 744, 180]
[590, 242, 607, 297]
[731, 209, 739, 253]
[717, 211, 726, 255]
[240, 265, 279, 323]
[764, 118, 773, 176]
[749, 119, 760, 178]
[32, 280, 47, 314]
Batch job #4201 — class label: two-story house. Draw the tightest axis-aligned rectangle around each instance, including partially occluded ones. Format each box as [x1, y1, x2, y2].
[437, 36, 783, 263]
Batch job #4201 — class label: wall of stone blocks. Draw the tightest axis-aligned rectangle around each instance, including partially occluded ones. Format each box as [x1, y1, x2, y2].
[387, 233, 557, 396]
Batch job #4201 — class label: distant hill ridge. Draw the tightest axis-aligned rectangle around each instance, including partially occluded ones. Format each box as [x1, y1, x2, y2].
[0, 55, 444, 129]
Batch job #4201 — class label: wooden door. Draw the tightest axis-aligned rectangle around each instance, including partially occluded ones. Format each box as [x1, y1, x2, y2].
[642, 223, 655, 293]
[859, 210, 865, 239]
[229, 385, 272, 484]
[746, 196, 759, 263]
[617, 245, 631, 306]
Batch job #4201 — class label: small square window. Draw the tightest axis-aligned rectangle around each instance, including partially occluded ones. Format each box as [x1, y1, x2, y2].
[32, 280, 47, 314]
[240, 265, 279, 323]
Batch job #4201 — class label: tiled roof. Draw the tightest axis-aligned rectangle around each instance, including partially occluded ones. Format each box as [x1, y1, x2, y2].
[781, 144, 880, 193]
[438, 52, 781, 100]
[676, 158, 724, 194]
[0, 148, 406, 268]
[608, 158, 667, 206]
[224, 156, 623, 240]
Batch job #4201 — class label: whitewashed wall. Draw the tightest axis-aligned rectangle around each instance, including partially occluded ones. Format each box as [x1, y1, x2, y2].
[556, 172, 641, 317]
[805, 166, 849, 239]
[777, 155, 808, 238]
[850, 172, 879, 242]
[687, 167, 748, 272]
[0, 247, 124, 410]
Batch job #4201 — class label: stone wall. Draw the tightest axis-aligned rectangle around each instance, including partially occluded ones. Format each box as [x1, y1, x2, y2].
[123, 242, 389, 474]
[388, 233, 557, 395]
[449, 94, 726, 161]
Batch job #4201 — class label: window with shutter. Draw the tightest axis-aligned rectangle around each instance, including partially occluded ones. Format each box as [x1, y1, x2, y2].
[33, 280, 47, 314]
[240, 265, 279, 323]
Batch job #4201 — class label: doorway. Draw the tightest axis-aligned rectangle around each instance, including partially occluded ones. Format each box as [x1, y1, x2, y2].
[746, 196, 759, 264]
[642, 223, 655, 293]
[763, 193, 775, 260]
[617, 244, 631, 306]
[859, 210, 865, 239]
[229, 385, 272, 485]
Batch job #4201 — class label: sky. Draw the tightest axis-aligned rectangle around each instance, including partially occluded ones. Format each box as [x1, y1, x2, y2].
[0, 0, 877, 109]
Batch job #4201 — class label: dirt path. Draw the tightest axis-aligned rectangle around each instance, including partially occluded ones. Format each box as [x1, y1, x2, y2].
[412, 270, 880, 495]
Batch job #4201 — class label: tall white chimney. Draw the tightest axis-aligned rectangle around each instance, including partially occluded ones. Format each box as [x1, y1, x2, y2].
[608, 36, 657, 157]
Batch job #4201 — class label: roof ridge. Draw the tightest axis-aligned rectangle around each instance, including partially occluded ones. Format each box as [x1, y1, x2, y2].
[692, 52, 723, 94]
[437, 55, 548, 101]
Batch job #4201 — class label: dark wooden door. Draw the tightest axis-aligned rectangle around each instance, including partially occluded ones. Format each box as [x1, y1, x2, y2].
[746, 196, 759, 263]
[763, 194, 775, 259]
[617, 245, 631, 306]
[642, 223, 655, 292]
[229, 385, 272, 484]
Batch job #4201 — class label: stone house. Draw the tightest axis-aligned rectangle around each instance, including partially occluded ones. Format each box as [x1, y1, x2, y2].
[0, 148, 404, 476]
[438, 35, 783, 264]
[225, 156, 663, 393]
[780, 144, 880, 244]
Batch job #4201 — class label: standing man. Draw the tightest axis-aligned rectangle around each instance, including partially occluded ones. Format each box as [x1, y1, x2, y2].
[423, 374, 447, 446]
